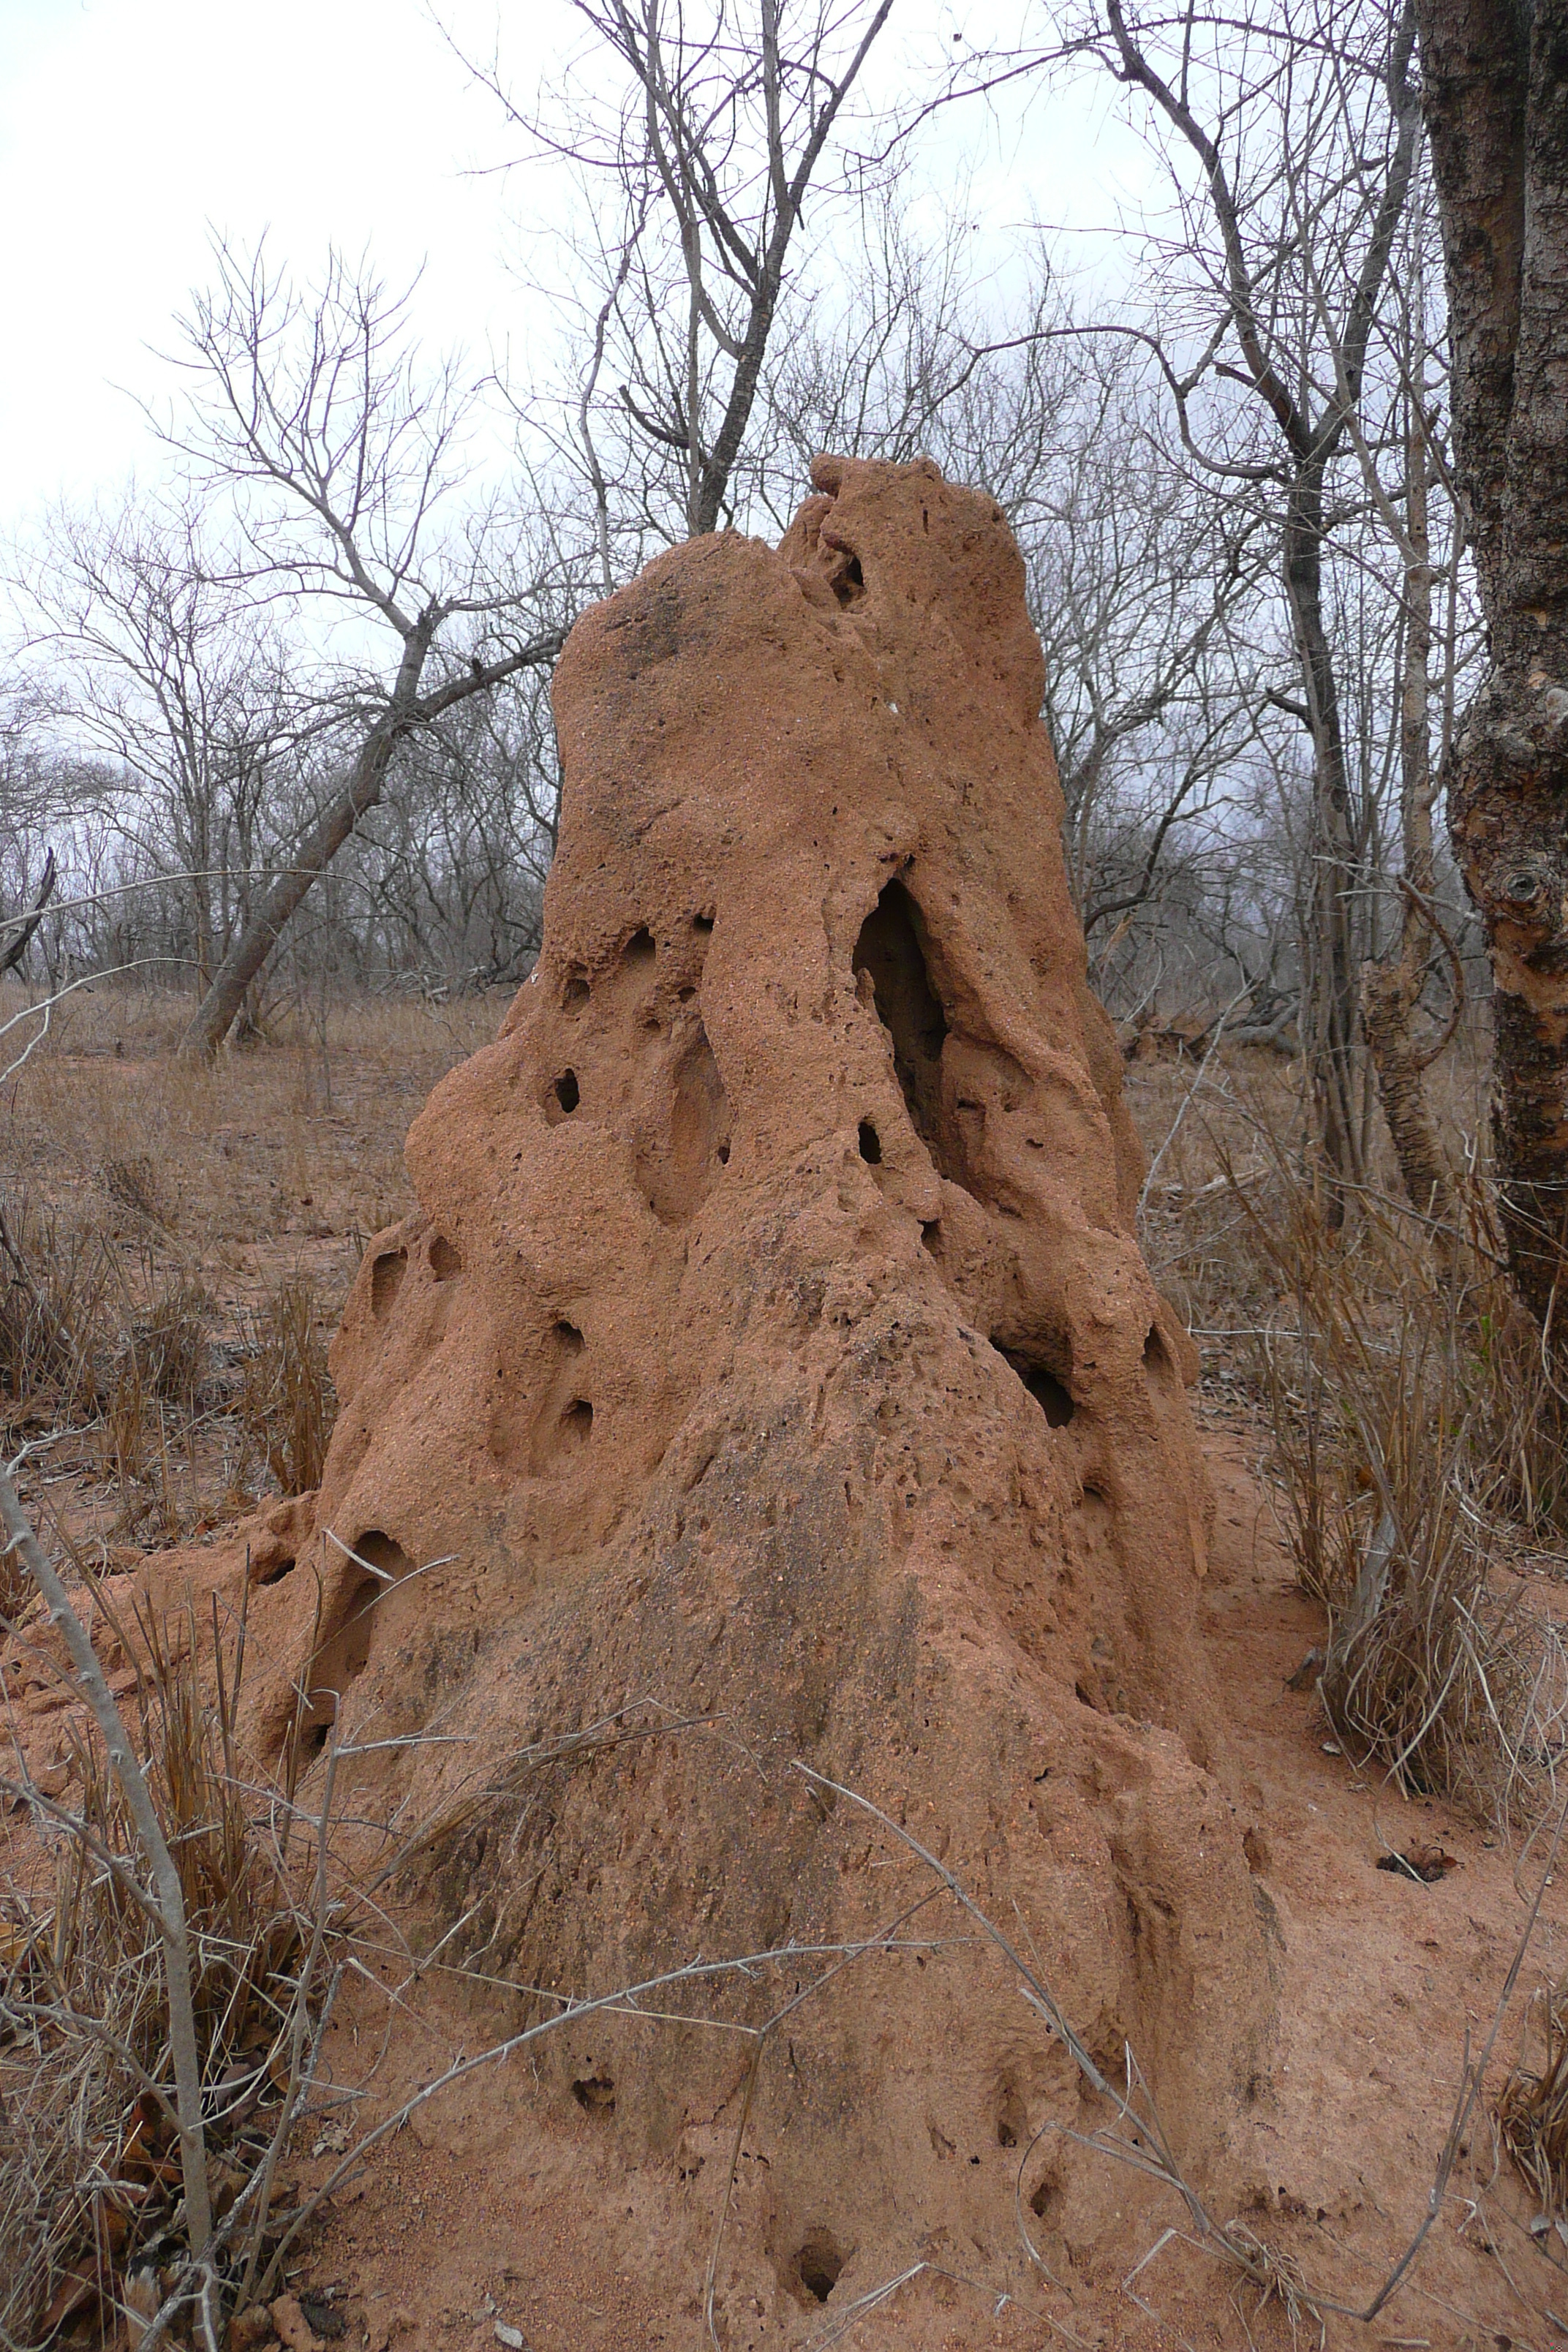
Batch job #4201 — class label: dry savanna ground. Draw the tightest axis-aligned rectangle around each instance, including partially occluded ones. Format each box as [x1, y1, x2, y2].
[7, 983, 1568, 2351]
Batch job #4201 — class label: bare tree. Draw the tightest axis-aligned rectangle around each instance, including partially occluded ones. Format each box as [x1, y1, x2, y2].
[470, 0, 896, 542]
[1352, 181, 1467, 1251]
[1076, 0, 1425, 1212]
[143, 243, 573, 1060]
[759, 206, 1288, 1025]
[13, 496, 293, 998]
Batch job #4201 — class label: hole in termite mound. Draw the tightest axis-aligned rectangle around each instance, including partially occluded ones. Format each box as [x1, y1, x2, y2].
[1144, 1324, 1168, 1372]
[562, 1398, 593, 1440]
[624, 926, 656, 963]
[253, 1551, 295, 1587]
[830, 551, 864, 606]
[1029, 2173, 1062, 2223]
[429, 1235, 461, 1280]
[1000, 1347, 1075, 1427]
[562, 971, 589, 1011]
[693, 911, 715, 933]
[572, 2074, 616, 2114]
[997, 2081, 1027, 2148]
[853, 880, 948, 1151]
[369, 1247, 407, 1320]
[548, 1068, 580, 1120]
[857, 1118, 882, 1165]
[794, 2233, 845, 2304]
[554, 1319, 584, 1355]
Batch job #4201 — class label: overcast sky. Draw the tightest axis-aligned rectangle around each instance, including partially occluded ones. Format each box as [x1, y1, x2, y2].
[0, 0, 1154, 535]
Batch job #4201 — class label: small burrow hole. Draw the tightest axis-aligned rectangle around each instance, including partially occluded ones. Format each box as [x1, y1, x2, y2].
[625, 926, 656, 962]
[795, 2234, 844, 2304]
[717, 1140, 731, 1165]
[554, 1069, 580, 1114]
[554, 1319, 584, 1355]
[571, 2074, 616, 2114]
[857, 1119, 882, 1165]
[255, 1553, 295, 1588]
[562, 973, 589, 1011]
[429, 1235, 461, 1281]
[920, 1220, 941, 1256]
[693, 911, 715, 933]
[369, 1246, 407, 1321]
[677, 984, 696, 1003]
[1030, 2176, 1061, 2222]
[1144, 1324, 1168, 1371]
[562, 1398, 593, 1439]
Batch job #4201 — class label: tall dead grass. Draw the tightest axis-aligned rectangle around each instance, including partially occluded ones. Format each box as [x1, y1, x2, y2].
[1162, 1108, 1568, 1827]
[0, 1587, 337, 2348]
[238, 1276, 335, 1499]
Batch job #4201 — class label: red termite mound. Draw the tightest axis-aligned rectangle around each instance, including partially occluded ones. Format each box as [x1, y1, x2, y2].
[157, 457, 1272, 2332]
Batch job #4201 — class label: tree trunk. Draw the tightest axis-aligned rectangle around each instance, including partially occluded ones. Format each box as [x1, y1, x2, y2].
[1360, 356, 1459, 1259]
[1412, 0, 1568, 1329]
[177, 689, 422, 1063]
[178, 617, 435, 1062]
[176, 623, 565, 1062]
[1286, 461, 1363, 1214]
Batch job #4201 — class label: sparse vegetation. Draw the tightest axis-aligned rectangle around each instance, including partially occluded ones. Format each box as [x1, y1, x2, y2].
[238, 1275, 334, 1498]
[0, 1545, 335, 2348]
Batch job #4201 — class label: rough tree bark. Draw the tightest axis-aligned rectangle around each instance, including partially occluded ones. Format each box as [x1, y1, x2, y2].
[1412, 0, 1568, 1327]
[1359, 365, 1461, 1258]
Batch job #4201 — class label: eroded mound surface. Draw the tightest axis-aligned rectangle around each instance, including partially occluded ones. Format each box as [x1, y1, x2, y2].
[146, 458, 1273, 2332]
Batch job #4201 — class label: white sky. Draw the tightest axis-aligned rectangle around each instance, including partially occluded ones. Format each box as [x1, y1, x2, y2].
[0, 0, 1156, 535]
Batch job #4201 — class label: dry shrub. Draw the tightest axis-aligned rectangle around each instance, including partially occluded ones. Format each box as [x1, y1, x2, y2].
[101, 1153, 174, 1231]
[1499, 1974, 1568, 2213]
[0, 1198, 108, 1421]
[125, 1280, 211, 1412]
[0, 1605, 309, 2345]
[240, 1275, 335, 1496]
[1246, 1169, 1568, 1827]
[101, 1278, 214, 1542]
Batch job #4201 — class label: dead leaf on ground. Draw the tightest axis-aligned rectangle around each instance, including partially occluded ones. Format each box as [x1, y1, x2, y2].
[1376, 1842, 1458, 1883]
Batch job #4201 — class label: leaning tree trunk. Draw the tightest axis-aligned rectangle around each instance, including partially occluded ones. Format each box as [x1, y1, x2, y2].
[176, 650, 427, 1063]
[1413, 0, 1568, 1330]
[175, 619, 567, 1063]
[177, 720, 405, 1062]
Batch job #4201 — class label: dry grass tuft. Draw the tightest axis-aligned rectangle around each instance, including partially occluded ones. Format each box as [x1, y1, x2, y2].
[0, 1603, 309, 2346]
[1240, 1169, 1568, 1826]
[1499, 1975, 1568, 2214]
[124, 1279, 212, 1412]
[101, 1152, 174, 1232]
[239, 1275, 336, 1497]
[0, 1199, 108, 1424]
